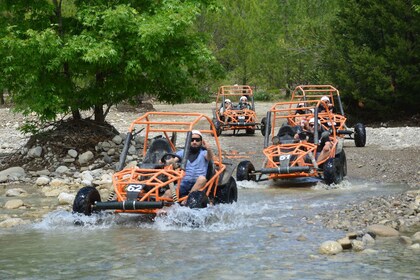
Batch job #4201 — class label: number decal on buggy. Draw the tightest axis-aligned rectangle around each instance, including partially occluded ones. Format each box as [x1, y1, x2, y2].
[126, 184, 143, 192]
[279, 154, 291, 161]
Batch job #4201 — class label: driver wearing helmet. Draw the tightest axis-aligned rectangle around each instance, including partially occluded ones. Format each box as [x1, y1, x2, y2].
[239, 96, 252, 109]
[319, 95, 334, 112]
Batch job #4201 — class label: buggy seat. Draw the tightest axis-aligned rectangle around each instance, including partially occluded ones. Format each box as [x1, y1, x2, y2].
[277, 125, 297, 144]
[139, 137, 172, 168]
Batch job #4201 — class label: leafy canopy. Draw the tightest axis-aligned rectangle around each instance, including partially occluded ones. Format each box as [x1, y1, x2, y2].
[0, 0, 222, 123]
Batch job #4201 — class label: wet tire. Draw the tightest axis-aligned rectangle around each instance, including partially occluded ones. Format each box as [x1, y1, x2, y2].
[215, 176, 238, 204]
[261, 117, 267, 136]
[236, 160, 256, 181]
[354, 123, 366, 147]
[323, 157, 344, 185]
[73, 186, 101, 216]
[340, 149, 347, 177]
[185, 191, 209, 209]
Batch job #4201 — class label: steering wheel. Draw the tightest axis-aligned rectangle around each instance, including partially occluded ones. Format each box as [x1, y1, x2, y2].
[160, 153, 182, 164]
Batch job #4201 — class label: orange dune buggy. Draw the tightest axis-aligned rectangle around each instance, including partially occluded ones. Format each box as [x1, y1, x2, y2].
[290, 85, 366, 147]
[236, 100, 347, 185]
[73, 112, 237, 216]
[212, 85, 263, 136]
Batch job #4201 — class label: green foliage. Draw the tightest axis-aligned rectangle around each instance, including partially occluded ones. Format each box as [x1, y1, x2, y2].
[323, 0, 420, 120]
[0, 0, 222, 124]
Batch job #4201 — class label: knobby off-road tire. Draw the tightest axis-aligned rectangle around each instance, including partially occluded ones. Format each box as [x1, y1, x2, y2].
[73, 186, 101, 216]
[212, 119, 222, 137]
[186, 191, 209, 209]
[323, 156, 344, 185]
[340, 149, 347, 177]
[354, 123, 366, 147]
[261, 117, 267, 136]
[236, 160, 256, 181]
[215, 176, 238, 204]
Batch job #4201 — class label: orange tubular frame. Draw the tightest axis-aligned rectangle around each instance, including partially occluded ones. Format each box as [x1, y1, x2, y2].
[110, 112, 226, 214]
[213, 85, 260, 133]
[260, 100, 340, 180]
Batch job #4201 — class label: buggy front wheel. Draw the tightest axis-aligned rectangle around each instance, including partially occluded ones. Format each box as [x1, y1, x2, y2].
[73, 186, 101, 216]
[215, 176, 238, 204]
[323, 157, 344, 185]
[236, 160, 256, 181]
[185, 191, 209, 208]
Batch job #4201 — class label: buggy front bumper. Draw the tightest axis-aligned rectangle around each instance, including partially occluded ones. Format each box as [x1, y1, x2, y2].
[93, 200, 166, 211]
[260, 166, 311, 174]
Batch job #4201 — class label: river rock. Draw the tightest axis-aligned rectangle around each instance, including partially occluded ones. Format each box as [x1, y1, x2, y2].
[366, 224, 399, 237]
[0, 218, 30, 228]
[4, 199, 24, 209]
[112, 135, 123, 145]
[337, 237, 352, 250]
[319, 241, 343, 255]
[362, 233, 376, 246]
[28, 146, 43, 158]
[410, 243, 420, 250]
[5, 188, 27, 197]
[351, 240, 365, 252]
[68, 149, 78, 158]
[0, 166, 26, 182]
[58, 192, 75, 205]
[36, 176, 51, 186]
[55, 165, 69, 174]
[411, 231, 420, 243]
[399, 236, 413, 245]
[78, 151, 94, 165]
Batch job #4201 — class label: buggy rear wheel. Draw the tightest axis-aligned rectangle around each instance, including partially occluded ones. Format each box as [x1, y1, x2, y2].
[354, 123, 366, 147]
[185, 191, 209, 208]
[323, 157, 344, 185]
[212, 118, 222, 136]
[215, 176, 238, 204]
[236, 160, 256, 181]
[261, 117, 267, 136]
[73, 186, 101, 215]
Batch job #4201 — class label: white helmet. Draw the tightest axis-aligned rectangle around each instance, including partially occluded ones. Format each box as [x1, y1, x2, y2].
[321, 96, 330, 102]
[309, 117, 321, 125]
[240, 96, 248, 102]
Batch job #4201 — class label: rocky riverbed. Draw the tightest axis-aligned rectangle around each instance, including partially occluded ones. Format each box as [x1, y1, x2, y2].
[0, 103, 419, 254]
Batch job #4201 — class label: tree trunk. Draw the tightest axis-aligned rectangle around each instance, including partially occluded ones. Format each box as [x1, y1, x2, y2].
[0, 90, 4, 105]
[72, 109, 81, 120]
[94, 104, 105, 124]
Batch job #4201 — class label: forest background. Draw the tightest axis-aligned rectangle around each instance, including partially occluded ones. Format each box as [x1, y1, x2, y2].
[0, 0, 419, 129]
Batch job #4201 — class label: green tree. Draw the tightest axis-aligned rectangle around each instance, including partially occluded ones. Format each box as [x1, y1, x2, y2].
[324, 0, 420, 120]
[0, 0, 221, 124]
[202, 0, 340, 94]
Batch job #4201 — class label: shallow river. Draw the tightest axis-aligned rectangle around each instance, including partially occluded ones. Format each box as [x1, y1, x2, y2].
[1, 180, 418, 280]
